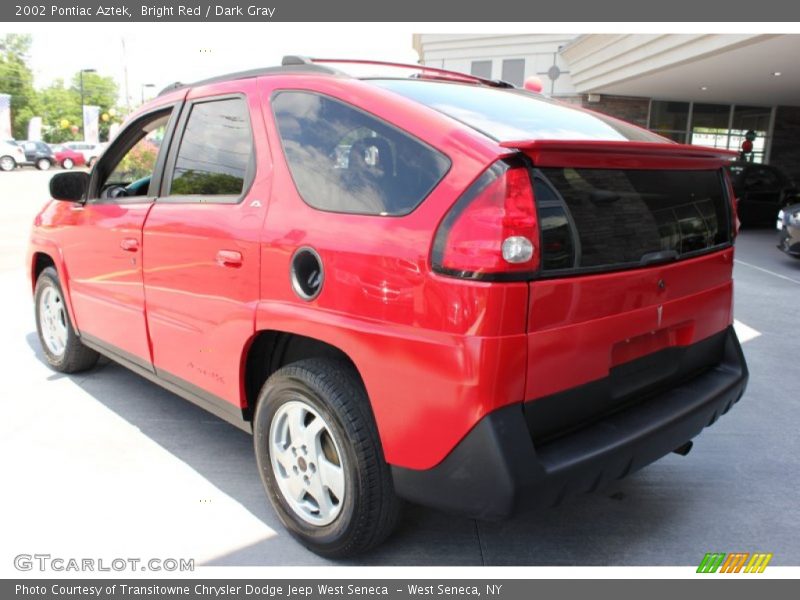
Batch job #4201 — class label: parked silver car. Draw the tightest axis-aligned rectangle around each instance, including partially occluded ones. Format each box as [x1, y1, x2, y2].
[0, 140, 26, 171]
[777, 204, 800, 258]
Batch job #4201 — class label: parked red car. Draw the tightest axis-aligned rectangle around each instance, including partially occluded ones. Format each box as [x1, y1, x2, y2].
[28, 58, 748, 557]
[49, 144, 87, 170]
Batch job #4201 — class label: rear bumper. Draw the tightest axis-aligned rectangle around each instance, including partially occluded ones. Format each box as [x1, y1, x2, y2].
[391, 325, 748, 519]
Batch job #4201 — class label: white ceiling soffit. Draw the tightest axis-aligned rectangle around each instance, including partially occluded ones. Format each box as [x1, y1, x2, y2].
[561, 34, 800, 106]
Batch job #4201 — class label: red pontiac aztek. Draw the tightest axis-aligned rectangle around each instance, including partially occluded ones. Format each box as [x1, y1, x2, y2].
[27, 57, 748, 557]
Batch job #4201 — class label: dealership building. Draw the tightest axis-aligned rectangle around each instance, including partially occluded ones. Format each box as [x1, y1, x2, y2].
[414, 34, 800, 180]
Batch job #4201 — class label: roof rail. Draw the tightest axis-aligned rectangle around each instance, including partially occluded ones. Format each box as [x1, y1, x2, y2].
[156, 60, 342, 97]
[155, 56, 513, 99]
[281, 55, 313, 66]
[309, 58, 515, 88]
[157, 81, 186, 96]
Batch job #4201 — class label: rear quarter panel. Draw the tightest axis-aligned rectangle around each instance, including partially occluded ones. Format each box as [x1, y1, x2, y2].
[254, 75, 530, 469]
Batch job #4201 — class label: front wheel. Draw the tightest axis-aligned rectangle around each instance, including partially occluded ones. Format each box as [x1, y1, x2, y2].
[253, 358, 400, 557]
[61, 158, 74, 169]
[0, 155, 16, 171]
[34, 267, 99, 373]
[36, 158, 52, 170]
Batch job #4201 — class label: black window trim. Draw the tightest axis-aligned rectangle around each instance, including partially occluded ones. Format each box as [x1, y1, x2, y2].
[158, 92, 257, 205]
[87, 101, 183, 206]
[534, 169, 583, 270]
[269, 88, 452, 218]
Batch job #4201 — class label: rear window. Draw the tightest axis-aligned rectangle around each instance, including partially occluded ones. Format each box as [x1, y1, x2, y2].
[272, 91, 450, 216]
[534, 168, 731, 274]
[372, 79, 666, 143]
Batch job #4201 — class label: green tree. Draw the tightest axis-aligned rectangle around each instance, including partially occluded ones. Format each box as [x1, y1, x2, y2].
[37, 79, 81, 143]
[70, 72, 119, 140]
[0, 34, 39, 139]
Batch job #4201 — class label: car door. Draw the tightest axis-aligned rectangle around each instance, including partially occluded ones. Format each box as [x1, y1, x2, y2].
[22, 142, 36, 162]
[57, 103, 182, 368]
[142, 79, 270, 408]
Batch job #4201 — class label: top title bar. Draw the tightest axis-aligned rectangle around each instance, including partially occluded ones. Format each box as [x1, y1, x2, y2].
[3, 0, 800, 22]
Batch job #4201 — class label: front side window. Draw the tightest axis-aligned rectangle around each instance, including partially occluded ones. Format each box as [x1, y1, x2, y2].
[168, 98, 253, 198]
[272, 91, 449, 216]
[106, 119, 167, 189]
[97, 109, 171, 200]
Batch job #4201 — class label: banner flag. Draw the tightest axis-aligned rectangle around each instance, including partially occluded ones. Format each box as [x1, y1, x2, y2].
[0, 94, 12, 139]
[83, 105, 100, 143]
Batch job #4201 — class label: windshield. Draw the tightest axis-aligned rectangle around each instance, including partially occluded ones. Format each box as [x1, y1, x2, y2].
[372, 79, 667, 143]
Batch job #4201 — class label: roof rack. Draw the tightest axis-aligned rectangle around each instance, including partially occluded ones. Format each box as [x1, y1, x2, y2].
[157, 59, 342, 97]
[307, 57, 514, 88]
[157, 55, 513, 98]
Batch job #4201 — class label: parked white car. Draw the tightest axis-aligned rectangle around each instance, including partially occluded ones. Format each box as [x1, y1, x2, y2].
[0, 140, 26, 171]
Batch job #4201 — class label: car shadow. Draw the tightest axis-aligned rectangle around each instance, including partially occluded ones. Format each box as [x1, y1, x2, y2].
[24, 331, 695, 566]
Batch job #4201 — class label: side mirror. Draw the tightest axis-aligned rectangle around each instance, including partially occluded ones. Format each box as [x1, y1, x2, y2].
[50, 171, 89, 202]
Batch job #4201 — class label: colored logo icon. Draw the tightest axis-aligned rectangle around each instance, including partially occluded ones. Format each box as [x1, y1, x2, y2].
[697, 552, 773, 573]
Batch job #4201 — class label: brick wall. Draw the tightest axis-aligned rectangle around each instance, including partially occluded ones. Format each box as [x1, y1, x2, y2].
[769, 106, 800, 183]
[560, 94, 651, 128]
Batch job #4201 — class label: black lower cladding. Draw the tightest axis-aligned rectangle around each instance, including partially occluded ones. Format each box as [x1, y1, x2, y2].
[391, 326, 748, 520]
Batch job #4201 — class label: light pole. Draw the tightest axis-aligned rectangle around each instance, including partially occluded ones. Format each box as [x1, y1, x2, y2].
[141, 83, 155, 104]
[79, 68, 96, 140]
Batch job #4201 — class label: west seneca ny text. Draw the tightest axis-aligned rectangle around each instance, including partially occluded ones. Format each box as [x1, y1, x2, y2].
[17, 4, 277, 19]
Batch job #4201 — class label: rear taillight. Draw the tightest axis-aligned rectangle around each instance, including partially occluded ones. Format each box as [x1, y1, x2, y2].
[432, 159, 539, 280]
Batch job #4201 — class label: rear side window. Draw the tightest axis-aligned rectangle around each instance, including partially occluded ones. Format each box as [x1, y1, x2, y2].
[535, 168, 731, 274]
[169, 98, 253, 198]
[272, 91, 450, 216]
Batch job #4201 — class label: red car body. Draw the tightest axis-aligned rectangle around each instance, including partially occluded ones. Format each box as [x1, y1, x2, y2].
[51, 145, 86, 168]
[28, 60, 748, 534]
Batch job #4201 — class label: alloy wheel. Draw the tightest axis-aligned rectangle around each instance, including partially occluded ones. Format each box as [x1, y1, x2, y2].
[38, 285, 68, 357]
[269, 399, 346, 526]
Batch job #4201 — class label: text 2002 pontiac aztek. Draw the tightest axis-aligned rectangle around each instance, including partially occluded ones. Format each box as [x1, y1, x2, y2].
[28, 57, 748, 557]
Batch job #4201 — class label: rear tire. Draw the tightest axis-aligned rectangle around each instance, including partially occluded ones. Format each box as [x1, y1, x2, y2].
[36, 158, 51, 171]
[0, 155, 16, 171]
[61, 158, 74, 170]
[34, 267, 99, 373]
[253, 358, 401, 558]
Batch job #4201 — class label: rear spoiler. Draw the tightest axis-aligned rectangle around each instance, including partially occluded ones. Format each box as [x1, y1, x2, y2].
[499, 140, 737, 169]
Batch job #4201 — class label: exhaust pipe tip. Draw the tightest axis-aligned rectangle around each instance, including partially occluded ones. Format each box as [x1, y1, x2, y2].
[673, 441, 694, 456]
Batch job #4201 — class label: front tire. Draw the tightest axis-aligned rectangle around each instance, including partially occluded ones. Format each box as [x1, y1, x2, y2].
[61, 158, 74, 169]
[0, 155, 16, 171]
[36, 158, 52, 171]
[34, 267, 99, 373]
[254, 358, 400, 557]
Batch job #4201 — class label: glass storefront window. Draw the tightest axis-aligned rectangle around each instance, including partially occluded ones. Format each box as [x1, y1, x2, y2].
[648, 100, 772, 163]
[650, 101, 689, 132]
[649, 100, 690, 142]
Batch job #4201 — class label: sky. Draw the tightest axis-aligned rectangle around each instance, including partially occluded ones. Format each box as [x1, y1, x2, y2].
[0, 23, 421, 109]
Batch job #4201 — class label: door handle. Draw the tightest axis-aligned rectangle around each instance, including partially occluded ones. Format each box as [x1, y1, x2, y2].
[216, 250, 243, 268]
[120, 238, 139, 252]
